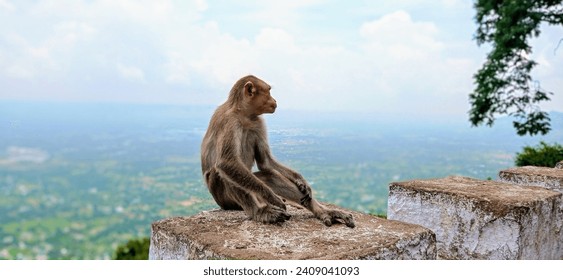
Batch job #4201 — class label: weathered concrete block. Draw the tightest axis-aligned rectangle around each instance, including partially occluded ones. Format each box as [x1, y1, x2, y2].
[388, 176, 563, 260]
[149, 205, 436, 260]
[499, 166, 563, 193]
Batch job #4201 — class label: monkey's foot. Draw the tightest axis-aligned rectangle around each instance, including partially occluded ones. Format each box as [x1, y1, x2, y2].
[317, 209, 355, 228]
[254, 205, 291, 224]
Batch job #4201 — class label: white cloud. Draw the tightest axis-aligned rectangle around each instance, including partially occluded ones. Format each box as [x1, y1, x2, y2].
[238, 0, 322, 29]
[0, 0, 14, 12]
[348, 10, 479, 117]
[441, 0, 464, 8]
[188, 23, 256, 87]
[255, 28, 298, 53]
[163, 51, 192, 85]
[360, 10, 444, 59]
[3, 1, 558, 119]
[6, 64, 34, 79]
[51, 21, 97, 47]
[31, 0, 177, 24]
[1, 34, 54, 79]
[0, 19, 98, 80]
[116, 63, 145, 81]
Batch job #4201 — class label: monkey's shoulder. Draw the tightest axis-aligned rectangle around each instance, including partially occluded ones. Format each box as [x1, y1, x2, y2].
[219, 110, 265, 130]
[206, 106, 266, 143]
[240, 116, 266, 131]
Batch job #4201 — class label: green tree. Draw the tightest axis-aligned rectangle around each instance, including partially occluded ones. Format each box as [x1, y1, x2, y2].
[515, 141, 563, 167]
[113, 237, 150, 260]
[470, 0, 563, 136]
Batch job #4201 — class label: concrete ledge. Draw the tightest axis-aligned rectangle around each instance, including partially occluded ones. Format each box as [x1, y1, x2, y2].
[149, 205, 436, 260]
[388, 176, 563, 259]
[499, 166, 563, 193]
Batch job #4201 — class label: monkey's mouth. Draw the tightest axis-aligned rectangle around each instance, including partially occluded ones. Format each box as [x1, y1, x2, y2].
[265, 104, 277, 113]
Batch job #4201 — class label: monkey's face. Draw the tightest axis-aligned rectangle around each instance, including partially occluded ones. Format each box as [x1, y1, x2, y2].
[244, 80, 277, 115]
[252, 90, 277, 115]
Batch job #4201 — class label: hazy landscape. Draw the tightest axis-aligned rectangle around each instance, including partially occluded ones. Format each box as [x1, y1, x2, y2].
[1, 101, 561, 259]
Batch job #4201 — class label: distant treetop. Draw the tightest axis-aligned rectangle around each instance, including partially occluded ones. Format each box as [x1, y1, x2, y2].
[515, 141, 563, 168]
[470, 0, 563, 136]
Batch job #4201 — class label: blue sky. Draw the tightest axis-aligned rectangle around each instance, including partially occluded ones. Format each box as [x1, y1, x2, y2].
[0, 0, 561, 120]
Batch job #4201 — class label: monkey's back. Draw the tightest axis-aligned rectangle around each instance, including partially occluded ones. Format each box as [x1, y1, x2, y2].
[201, 104, 228, 175]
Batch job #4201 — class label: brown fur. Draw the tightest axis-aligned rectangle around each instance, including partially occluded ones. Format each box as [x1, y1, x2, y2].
[201, 75, 355, 227]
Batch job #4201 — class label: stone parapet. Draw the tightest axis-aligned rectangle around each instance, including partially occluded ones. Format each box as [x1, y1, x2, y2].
[499, 166, 563, 193]
[388, 176, 563, 259]
[149, 205, 436, 260]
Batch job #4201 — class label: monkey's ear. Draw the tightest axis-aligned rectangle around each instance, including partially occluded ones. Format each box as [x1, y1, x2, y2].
[244, 81, 256, 97]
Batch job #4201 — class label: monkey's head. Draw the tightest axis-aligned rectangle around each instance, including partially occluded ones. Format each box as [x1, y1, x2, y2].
[229, 75, 277, 116]
[243, 79, 277, 115]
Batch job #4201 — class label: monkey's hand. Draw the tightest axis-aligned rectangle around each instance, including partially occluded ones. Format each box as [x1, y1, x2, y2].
[317, 209, 355, 228]
[264, 192, 287, 211]
[255, 204, 291, 224]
